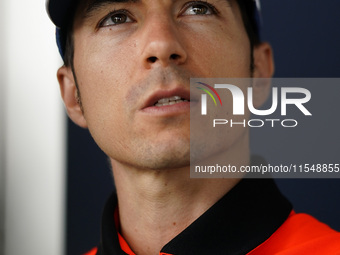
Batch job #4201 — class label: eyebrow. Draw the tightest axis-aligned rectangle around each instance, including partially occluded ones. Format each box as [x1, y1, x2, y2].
[85, 0, 139, 18]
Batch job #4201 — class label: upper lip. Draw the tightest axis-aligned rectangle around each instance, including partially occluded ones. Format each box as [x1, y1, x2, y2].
[141, 87, 191, 109]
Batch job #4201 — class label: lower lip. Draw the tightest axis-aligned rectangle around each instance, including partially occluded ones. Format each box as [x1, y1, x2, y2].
[141, 101, 191, 115]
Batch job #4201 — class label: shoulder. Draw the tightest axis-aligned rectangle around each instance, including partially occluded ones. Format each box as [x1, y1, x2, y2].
[248, 211, 340, 254]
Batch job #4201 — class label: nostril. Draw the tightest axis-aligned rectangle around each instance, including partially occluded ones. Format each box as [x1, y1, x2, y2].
[170, 54, 180, 60]
[146, 54, 181, 64]
[148, 56, 157, 63]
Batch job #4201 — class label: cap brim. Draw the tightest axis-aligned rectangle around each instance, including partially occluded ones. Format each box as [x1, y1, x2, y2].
[47, 0, 77, 28]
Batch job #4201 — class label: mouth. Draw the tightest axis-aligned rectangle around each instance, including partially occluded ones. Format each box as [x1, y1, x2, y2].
[142, 88, 191, 109]
[154, 96, 189, 107]
[140, 88, 192, 115]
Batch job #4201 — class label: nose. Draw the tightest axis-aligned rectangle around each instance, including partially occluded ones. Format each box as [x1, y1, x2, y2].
[140, 17, 188, 69]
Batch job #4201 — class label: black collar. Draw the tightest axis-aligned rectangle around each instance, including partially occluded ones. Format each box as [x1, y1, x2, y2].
[96, 162, 292, 255]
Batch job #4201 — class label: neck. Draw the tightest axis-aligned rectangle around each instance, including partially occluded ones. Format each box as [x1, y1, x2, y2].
[110, 129, 250, 255]
[110, 151, 250, 255]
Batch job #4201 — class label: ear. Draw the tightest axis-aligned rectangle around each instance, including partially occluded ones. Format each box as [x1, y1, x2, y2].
[57, 66, 88, 128]
[251, 42, 275, 108]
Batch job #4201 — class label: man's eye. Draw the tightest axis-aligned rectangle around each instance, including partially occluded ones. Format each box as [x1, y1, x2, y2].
[100, 11, 133, 27]
[182, 1, 217, 16]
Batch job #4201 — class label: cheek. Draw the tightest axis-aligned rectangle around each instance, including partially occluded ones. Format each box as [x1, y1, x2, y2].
[74, 29, 137, 85]
[74, 49, 136, 147]
[75, 33, 137, 110]
[184, 22, 251, 77]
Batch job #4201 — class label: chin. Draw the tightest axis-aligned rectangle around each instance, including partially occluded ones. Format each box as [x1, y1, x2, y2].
[138, 142, 191, 170]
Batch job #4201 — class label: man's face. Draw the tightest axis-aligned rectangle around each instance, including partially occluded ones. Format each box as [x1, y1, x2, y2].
[65, 0, 257, 170]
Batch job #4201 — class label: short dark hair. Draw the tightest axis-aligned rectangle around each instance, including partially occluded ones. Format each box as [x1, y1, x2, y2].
[237, 0, 261, 47]
[236, 0, 261, 73]
[62, 0, 261, 67]
[64, 24, 74, 67]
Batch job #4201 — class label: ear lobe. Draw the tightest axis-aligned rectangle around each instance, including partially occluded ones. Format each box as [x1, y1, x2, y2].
[251, 42, 275, 108]
[57, 66, 88, 128]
